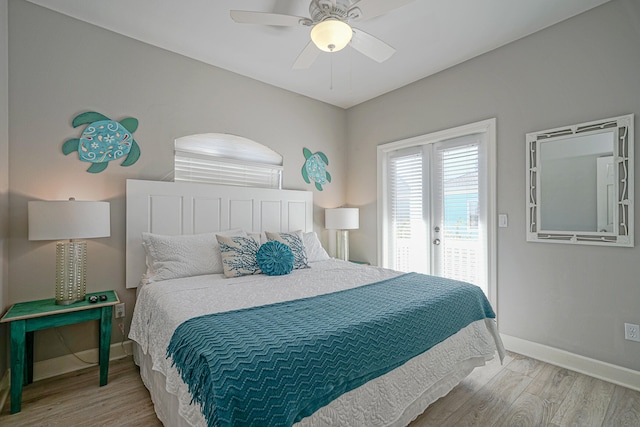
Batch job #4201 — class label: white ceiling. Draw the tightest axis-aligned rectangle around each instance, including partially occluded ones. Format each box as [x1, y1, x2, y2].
[25, 0, 610, 109]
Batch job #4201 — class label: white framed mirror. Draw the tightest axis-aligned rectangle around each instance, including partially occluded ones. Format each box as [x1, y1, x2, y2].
[526, 114, 634, 246]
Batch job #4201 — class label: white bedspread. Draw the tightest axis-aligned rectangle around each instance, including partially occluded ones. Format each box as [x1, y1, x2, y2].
[130, 259, 503, 426]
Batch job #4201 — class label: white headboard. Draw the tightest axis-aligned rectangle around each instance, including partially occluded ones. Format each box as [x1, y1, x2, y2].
[126, 179, 313, 288]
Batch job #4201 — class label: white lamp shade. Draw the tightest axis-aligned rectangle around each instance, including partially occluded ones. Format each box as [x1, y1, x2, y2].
[310, 20, 353, 52]
[28, 200, 111, 241]
[325, 208, 359, 230]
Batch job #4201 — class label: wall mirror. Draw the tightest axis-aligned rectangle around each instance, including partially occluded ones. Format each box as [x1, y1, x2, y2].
[526, 114, 634, 246]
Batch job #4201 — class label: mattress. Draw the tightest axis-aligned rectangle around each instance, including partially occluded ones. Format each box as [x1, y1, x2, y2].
[130, 259, 504, 426]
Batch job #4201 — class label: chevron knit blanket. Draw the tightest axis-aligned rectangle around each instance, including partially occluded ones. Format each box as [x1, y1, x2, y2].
[167, 272, 496, 427]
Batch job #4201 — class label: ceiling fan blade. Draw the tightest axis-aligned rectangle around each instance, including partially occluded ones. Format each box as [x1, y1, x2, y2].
[292, 41, 321, 69]
[348, 0, 415, 21]
[230, 10, 310, 27]
[350, 28, 396, 63]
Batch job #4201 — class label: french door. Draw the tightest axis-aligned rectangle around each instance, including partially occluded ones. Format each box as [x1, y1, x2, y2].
[378, 119, 495, 301]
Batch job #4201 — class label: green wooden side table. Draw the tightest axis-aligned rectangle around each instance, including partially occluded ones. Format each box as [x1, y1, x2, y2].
[0, 290, 120, 414]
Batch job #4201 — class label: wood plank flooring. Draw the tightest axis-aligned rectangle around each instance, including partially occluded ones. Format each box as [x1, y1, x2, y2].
[0, 357, 162, 427]
[1, 352, 638, 426]
[411, 352, 640, 427]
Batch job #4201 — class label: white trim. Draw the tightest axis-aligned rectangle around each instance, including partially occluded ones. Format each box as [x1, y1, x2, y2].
[377, 118, 497, 309]
[501, 334, 640, 392]
[14, 340, 132, 383]
[0, 340, 133, 410]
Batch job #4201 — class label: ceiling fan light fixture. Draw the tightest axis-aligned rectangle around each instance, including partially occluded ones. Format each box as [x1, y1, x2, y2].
[310, 19, 352, 52]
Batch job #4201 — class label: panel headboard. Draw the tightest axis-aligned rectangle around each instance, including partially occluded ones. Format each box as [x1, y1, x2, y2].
[126, 179, 313, 288]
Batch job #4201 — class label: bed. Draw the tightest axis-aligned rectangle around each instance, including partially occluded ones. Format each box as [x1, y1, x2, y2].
[126, 179, 504, 427]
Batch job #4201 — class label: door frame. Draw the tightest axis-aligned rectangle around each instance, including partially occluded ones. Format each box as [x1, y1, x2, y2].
[377, 118, 497, 307]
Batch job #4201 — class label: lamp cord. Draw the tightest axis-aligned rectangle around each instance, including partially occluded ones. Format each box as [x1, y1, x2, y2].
[53, 321, 130, 365]
[55, 327, 97, 365]
[118, 322, 131, 357]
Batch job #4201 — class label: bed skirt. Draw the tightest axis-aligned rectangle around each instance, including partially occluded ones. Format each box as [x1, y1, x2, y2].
[134, 318, 504, 427]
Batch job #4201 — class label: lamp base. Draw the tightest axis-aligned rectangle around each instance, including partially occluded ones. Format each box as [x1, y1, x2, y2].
[55, 296, 85, 306]
[55, 241, 87, 305]
[336, 230, 349, 262]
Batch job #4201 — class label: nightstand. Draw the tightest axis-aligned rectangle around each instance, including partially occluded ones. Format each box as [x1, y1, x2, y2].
[0, 290, 120, 414]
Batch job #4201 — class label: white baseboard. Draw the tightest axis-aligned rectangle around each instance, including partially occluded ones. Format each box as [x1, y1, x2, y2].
[0, 341, 132, 411]
[1, 339, 133, 382]
[501, 334, 640, 392]
[33, 340, 133, 382]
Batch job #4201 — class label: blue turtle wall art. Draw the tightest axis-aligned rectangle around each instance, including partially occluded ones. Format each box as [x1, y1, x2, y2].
[301, 147, 331, 191]
[62, 111, 141, 173]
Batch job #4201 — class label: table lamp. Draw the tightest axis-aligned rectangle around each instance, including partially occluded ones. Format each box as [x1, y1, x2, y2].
[325, 207, 359, 261]
[28, 198, 111, 305]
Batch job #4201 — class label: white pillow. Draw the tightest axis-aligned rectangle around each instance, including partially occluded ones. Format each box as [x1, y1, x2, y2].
[141, 229, 245, 283]
[303, 232, 330, 262]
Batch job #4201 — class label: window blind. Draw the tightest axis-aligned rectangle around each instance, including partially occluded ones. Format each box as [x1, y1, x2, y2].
[435, 142, 484, 287]
[174, 134, 283, 189]
[387, 148, 427, 273]
[175, 151, 283, 189]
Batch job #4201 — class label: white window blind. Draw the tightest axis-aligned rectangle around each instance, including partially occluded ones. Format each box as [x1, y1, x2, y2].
[387, 148, 427, 273]
[435, 141, 485, 288]
[175, 151, 283, 188]
[174, 133, 283, 188]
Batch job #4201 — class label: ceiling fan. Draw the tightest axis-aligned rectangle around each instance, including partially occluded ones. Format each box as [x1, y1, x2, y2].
[230, 0, 414, 69]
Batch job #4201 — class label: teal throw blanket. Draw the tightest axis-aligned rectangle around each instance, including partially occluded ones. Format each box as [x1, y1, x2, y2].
[167, 272, 495, 427]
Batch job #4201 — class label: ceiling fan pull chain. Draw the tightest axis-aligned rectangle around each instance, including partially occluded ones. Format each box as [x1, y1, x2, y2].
[349, 49, 352, 93]
[330, 54, 334, 90]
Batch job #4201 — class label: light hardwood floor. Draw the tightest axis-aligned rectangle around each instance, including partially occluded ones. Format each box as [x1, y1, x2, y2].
[1, 353, 638, 426]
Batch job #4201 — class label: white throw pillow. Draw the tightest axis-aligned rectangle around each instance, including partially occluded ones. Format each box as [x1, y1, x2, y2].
[142, 229, 245, 283]
[303, 232, 330, 262]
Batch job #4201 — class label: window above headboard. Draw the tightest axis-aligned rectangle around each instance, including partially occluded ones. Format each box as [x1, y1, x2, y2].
[175, 133, 283, 189]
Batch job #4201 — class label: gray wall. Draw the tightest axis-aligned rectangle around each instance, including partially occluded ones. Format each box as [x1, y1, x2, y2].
[0, 0, 8, 374]
[7, 0, 347, 361]
[346, 0, 640, 371]
[6, 0, 640, 375]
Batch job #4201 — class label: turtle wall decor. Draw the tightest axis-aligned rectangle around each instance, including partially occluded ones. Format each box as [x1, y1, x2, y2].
[62, 111, 141, 173]
[301, 147, 331, 191]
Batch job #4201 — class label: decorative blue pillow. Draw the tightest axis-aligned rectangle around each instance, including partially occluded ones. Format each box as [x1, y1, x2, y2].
[256, 241, 295, 276]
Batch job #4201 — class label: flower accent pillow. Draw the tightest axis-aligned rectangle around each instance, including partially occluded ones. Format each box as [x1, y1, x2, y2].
[256, 241, 295, 276]
[265, 230, 309, 270]
[216, 235, 262, 278]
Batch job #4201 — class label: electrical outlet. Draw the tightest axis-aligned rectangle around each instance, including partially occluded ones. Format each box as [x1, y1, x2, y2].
[115, 303, 126, 319]
[624, 323, 640, 342]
